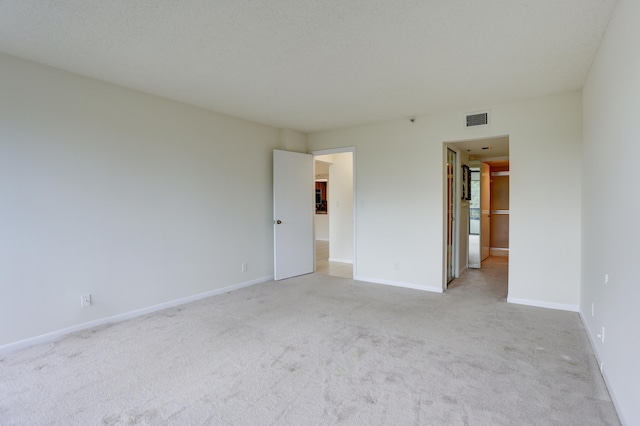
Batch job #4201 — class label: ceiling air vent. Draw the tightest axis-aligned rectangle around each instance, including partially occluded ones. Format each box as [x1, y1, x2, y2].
[465, 111, 489, 127]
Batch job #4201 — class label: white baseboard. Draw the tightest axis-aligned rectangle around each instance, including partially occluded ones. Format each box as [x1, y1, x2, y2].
[0, 275, 273, 355]
[328, 258, 353, 264]
[356, 275, 443, 294]
[490, 248, 509, 257]
[579, 311, 626, 425]
[507, 297, 578, 312]
[579, 310, 601, 360]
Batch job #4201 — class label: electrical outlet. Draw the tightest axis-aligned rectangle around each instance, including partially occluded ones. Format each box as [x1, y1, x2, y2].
[241, 263, 248, 272]
[597, 326, 605, 343]
[80, 294, 91, 308]
[605, 274, 609, 285]
[591, 303, 595, 317]
[394, 262, 400, 271]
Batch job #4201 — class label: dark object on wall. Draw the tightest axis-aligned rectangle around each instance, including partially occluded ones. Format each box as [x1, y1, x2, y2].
[315, 181, 327, 213]
[461, 165, 471, 200]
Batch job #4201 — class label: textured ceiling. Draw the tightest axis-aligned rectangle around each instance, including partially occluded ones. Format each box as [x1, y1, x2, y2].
[0, 0, 617, 133]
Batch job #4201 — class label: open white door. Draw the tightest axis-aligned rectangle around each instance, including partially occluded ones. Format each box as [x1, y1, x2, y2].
[480, 162, 491, 261]
[273, 150, 314, 280]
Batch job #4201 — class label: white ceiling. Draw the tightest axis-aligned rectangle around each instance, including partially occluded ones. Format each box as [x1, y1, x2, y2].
[449, 136, 510, 159]
[0, 1, 617, 133]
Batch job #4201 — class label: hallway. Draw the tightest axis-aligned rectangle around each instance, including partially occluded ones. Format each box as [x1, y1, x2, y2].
[315, 240, 352, 278]
[449, 255, 509, 299]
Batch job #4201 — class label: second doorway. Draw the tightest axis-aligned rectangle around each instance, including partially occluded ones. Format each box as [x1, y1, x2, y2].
[314, 149, 354, 279]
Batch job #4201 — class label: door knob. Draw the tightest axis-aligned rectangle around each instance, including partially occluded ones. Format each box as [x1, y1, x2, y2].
[275, 220, 282, 224]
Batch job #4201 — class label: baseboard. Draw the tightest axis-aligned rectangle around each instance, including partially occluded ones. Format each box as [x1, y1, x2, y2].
[507, 297, 579, 312]
[578, 311, 626, 425]
[0, 275, 273, 355]
[328, 258, 353, 264]
[315, 238, 329, 242]
[579, 310, 602, 363]
[355, 275, 443, 294]
[490, 248, 509, 257]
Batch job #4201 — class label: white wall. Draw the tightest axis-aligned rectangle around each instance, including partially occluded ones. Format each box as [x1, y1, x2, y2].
[581, 1, 640, 424]
[328, 152, 353, 264]
[315, 214, 329, 240]
[0, 53, 280, 347]
[308, 92, 582, 304]
[280, 128, 307, 153]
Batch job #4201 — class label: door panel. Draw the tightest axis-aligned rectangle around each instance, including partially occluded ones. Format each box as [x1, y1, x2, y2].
[446, 148, 456, 283]
[480, 162, 490, 261]
[273, 150, 314, 280]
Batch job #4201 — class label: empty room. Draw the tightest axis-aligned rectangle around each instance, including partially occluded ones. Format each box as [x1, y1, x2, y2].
[1, 1, 638, 424]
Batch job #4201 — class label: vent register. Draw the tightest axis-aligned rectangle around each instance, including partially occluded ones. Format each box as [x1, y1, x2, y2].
[466, 112, 489, 127]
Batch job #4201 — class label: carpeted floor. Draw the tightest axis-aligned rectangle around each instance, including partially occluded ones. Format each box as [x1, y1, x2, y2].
[0, 258, 619, 425]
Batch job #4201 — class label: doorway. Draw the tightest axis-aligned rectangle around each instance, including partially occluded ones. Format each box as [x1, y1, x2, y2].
[443, 136, 509, 288]
[312, 148, 355, 279]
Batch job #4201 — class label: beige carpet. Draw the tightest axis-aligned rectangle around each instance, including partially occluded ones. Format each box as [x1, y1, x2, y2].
[0, 259, 619, 425]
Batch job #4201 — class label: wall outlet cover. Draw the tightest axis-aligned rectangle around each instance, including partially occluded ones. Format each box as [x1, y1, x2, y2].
[81, 294, 92, 308]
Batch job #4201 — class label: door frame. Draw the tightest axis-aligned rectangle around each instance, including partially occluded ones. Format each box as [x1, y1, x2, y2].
[442, 135, 510, 292]
[443, 147, 460, 288]
[310, 146, 357, 278]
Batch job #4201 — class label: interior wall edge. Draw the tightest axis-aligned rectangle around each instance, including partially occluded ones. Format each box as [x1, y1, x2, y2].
[578, 311, 624, 425]
[506, 297, 579, 313]
[354, 276, 444, 294]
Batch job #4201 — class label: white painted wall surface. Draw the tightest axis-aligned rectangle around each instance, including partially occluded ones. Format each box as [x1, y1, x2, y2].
[0, 53, 280, 347]
[308, 92, 582, 303]
[581, 1, 640, 424]
[328, 152, 353, 263]
[280, 128, 307, 153]
[315, 214, 329, 240]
